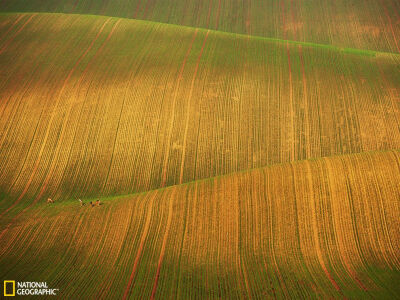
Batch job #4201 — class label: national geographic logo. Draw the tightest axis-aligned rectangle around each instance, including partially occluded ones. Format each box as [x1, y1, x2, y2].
[3, 281, 59, 296]
[4, 281, 15, 297]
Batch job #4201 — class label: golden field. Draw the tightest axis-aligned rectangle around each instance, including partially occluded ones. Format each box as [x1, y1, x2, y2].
[1, 14, 399, 213]
[1, 150, 399, 298]
[0, 7, 399, 299]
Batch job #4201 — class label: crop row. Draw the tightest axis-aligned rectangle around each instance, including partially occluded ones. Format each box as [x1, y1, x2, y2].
[0, 150, 399, 298]
[0, 0, 399, 52]
[1, 13, 399, 215]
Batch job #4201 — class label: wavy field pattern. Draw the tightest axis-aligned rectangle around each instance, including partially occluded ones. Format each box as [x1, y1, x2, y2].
[0, 2, 399, 298]
[0, 151, 399, 298]
[0, 14, 399, 216]
[0, 0, 399, 52]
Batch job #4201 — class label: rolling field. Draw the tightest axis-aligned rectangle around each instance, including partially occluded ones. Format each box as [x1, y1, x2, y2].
[0, 0, 399, 53]
[0, 4, 399, 300]
[1, 13, 399, 216]
[0, 150, 399, 298]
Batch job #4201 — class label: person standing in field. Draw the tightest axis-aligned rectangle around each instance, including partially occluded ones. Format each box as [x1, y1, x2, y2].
[78, 199, 84, 206]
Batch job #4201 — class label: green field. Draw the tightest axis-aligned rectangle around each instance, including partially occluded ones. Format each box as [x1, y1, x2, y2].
[0, 2, 399, 299]
[0, 0, 399, 53]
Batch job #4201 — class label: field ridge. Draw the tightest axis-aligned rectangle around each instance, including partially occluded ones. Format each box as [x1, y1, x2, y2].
[1, 12, 400, 212]
[0, 149, 399, 298]
[1, 0, 399, 52]
[1, 12, 399, 57]
[0, 9, 399, 298]
[40, 148, 400, 204]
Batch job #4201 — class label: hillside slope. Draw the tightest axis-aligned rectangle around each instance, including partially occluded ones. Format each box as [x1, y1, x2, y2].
[0, 0, 399, 53]
[0, 150, 399, 298]
[1, 13, 400, 215]
[1, 11, 399, 299]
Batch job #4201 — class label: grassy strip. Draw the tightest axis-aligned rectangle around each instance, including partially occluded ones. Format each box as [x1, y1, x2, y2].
[0, 12, 398, 57]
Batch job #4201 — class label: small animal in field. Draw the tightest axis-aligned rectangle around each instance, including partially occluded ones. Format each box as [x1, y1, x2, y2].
[46, 198, 54, 204]
[78, 199, 85, 206]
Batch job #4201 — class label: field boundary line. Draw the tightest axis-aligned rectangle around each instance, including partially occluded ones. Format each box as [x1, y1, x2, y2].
[151, 149, 400, 199]
[34, 149, 399, 206]
[1, 12, 399, 57]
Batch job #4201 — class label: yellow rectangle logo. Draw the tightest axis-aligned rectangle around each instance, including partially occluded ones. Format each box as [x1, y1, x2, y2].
[4, 280, 15, 296]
